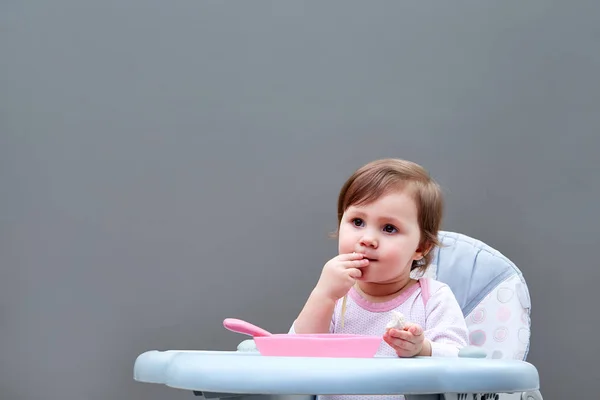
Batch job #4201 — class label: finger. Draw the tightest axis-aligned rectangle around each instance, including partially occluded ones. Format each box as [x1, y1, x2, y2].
[340, 259, 369, 269]
[347, 268, 363, 279]
[408, 324, 423, 337]
[383, 332, 401, 347]
[384, 332, 418, 358]
[385, 335, 416, 352]
[337, 252, 366, 261]
[387, 328, 411, 340]
[393, 329, 425, 346]
[383, 332, 410, 348]
[382, 333, 394, 347]
[387, 329, 420, 344]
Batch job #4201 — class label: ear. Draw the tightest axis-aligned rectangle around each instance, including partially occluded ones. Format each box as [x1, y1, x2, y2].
[413, 241, 434, 261]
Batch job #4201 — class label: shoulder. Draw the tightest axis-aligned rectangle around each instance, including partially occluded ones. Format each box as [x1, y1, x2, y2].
[423, 278, 452, 294]
[419, 278, 452, 297]
[420, 278, 461, 307]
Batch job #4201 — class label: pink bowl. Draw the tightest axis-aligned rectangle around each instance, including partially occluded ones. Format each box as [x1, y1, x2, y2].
[253, 333, 382, 358]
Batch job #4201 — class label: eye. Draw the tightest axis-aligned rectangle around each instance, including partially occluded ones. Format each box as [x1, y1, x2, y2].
[383, 224, 398, 233]
[351, 218, 364, 227]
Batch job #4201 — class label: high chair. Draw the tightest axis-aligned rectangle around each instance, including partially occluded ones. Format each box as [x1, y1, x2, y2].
[134, 231, 542, 400]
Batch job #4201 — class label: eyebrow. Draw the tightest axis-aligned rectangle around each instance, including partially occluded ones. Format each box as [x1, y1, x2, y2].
[380, 216, 404, 227]
[346, 210, 405, 226]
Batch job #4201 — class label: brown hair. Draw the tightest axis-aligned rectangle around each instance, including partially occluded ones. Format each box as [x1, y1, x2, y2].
[336, 158, 444, 273]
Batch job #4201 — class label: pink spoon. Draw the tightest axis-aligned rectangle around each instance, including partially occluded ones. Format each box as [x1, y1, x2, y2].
[223, 318, 273, 337]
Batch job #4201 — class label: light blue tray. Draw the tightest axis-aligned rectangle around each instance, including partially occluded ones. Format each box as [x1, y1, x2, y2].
[134, 350, 540, 396]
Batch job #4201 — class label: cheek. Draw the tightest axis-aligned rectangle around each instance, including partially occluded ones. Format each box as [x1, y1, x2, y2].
[380, 241, 416, 263]
[337, 226, 357, 252]
[381, 250, 403, 263]
[338, 237, 354, 253]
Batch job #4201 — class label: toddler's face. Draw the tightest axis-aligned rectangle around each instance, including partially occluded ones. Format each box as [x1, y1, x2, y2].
[337, 190, 423, 284]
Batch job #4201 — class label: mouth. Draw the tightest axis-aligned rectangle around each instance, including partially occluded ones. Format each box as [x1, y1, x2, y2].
[365, 258, 378, 262]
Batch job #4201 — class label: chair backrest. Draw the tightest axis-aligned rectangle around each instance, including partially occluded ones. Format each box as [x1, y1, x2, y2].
[416, 231, 532, 361]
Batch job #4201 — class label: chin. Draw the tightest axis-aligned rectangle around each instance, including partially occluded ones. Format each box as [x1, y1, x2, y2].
[370, 275, 408, 285]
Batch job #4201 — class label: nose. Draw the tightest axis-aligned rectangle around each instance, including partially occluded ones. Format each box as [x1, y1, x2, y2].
[359, 232, 378, 249]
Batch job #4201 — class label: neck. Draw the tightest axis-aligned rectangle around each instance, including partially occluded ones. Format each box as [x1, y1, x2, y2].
[355, 277, 417, 302]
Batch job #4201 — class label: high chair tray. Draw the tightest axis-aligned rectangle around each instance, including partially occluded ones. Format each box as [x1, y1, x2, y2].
[134, 350, 540, 395]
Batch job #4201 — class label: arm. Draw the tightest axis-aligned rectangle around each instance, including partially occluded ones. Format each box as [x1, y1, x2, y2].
[290, 252, 367, 334]
[291, 289, 337, 334]
[421, 284, 470, 357]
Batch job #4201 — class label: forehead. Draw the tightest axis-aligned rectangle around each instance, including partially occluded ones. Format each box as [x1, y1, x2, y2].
[345, 191, 419, 222]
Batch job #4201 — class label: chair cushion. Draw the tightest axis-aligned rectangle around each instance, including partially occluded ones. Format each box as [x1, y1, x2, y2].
[422, 231, 532, 360]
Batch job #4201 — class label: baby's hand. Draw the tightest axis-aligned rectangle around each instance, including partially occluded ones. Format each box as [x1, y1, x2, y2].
[383, 323, 430, 358]
[313, 252, 369, 301]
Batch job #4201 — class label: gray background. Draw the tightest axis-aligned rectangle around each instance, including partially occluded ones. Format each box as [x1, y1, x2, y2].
[2, 1, 599, 399]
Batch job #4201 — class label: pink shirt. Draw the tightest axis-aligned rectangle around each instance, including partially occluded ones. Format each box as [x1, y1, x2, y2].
[291, 278, 469, 400]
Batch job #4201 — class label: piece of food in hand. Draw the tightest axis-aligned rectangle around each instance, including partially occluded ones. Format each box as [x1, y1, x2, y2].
[385, 311, 406, 330]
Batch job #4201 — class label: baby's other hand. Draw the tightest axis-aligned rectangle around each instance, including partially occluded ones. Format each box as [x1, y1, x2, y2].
[383, 323, 430, 357]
